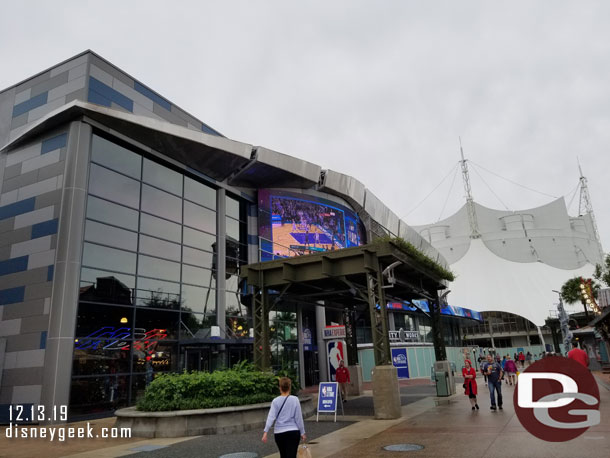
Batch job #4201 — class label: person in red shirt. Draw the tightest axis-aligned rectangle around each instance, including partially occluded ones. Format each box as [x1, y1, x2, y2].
[335, 360, 351, 402]
[518, 351, 525, 368]
[568, 342, 590, 369]
[462, 359, 479, 410]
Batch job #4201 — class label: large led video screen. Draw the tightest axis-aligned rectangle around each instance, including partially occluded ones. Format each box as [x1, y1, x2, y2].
[258, 189, 365, 260]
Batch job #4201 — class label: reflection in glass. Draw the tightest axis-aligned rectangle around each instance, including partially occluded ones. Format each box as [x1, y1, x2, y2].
[91, 134, 142, 179]
[72, 345, 131, 375]
[139, 235, 181, 262]
[137, 255, 180, 282]
[69, 375, 129, 417]
[181, 284, 215, 315]
[74, 303, 134, 338]
[182, 246, 213, 269]
[136, 277, 180, 309]
[82, 242, 136, 274]
[135, 308, 179, 340]
[182, 264, 213, 287]
[79, 275, 133, 305]
[140, 213, 181, 243]
[143, 158, 183, 196]
[183, 227, 215, 252]
[86, 196, 139, 231]
[184, 201, 215, 234]
[89, 164, 140, 209]
[185, 177, 216, 210]
[132, 341, 177, 374]
[226, 196, 240, 219]
[80, 268, 135, 291]
[141, 185, 182, 223]
[226, 275, 240, 293]
[180, 312, 213, 339]
[269, 310, 298, 372]
[226, 217, 240, 240]
[85, 220, 138, 252]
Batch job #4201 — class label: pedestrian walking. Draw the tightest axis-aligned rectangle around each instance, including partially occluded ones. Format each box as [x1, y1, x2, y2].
[526, 351, 532, 366]
[567, 341, 590, 369]
[501, 355, 507, 370]
[262, 377, 306, 458]
[503, 356, 518, 385]
[462, 359, 479, 410]
[482, 354, 504, 411]
[480, 358, 487, 383]
[518, 351, 525, 368]
[335, 360, 351, 402]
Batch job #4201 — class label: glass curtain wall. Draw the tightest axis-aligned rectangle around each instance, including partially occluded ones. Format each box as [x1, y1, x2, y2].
[70, 133, 246, 417]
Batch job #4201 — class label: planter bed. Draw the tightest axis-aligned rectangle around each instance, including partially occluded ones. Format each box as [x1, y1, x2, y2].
[115, 396, 314, 438]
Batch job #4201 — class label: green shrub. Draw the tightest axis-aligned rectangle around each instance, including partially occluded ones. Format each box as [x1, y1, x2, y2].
[136, 366, 279, 412]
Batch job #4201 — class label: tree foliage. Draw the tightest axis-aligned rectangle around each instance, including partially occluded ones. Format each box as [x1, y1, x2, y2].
[560, 276, 600, 305]
[374, 236, 455, 282]
[594, 254, 610, 287]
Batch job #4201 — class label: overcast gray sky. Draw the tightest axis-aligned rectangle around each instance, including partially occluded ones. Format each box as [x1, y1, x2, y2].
[2, 1, 609, 250]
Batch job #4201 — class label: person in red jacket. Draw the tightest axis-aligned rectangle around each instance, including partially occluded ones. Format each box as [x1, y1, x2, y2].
[462, 359, 479, 410]
[568, 342, 590, 368]
[518, 351, 526, 368]
[335, 360, 351, 402]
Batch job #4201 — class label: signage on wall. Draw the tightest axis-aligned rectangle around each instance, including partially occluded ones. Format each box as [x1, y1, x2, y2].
[327, 340, 346, 382]
[391, 348, 410, 379]
[74, 327, 168, 353]
[323, 325, 346, 340]
[302, 328, 313, 351]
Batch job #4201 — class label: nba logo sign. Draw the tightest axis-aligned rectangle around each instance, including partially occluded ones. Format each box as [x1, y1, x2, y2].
[327, 340, 345, 382]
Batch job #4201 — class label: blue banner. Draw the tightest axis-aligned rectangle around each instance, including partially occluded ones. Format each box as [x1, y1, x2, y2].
[317, 382, 338, 413]
[391, 348, 410, 379]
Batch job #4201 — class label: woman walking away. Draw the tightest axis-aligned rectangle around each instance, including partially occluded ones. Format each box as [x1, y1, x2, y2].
[463, 359, 479, 410]
[262, 377, 306, 458]
[504, 356, 517, 386]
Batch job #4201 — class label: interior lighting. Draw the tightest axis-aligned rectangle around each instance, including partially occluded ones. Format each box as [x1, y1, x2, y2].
[120, 317, 128, 323]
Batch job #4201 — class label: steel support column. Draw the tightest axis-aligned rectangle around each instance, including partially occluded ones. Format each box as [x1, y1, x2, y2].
[430, 295, 447, 361]
[367, 261, 390, 366]
[343, 306, 359, 365]
[253, 282, 271, 371]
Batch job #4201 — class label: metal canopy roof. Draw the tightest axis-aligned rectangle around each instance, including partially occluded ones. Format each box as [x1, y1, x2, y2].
[241, 239, 448, 307]
[229, 146, 321, 188]
[243, 239, 450, 370]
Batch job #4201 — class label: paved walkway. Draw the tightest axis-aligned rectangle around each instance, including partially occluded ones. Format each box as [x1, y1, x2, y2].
[1, 376, 608, 457]
[319, 376, 610, 458]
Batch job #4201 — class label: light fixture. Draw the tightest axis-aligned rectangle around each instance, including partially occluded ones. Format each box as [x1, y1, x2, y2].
[120, 317, 128, 323]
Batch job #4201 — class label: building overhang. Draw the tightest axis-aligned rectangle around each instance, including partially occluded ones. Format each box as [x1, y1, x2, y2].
[228, 146, 321, 188]
[1, 100, 253, 182]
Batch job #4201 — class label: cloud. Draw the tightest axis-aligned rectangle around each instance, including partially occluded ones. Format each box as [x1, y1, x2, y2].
[2, 0, 609, 250]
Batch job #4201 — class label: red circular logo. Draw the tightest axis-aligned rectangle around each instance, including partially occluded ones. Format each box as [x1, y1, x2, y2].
[513, 356, 600, 442]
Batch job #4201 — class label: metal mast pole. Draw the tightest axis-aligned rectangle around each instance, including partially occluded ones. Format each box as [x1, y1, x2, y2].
[577, 160, 604, 261]
[459, 138, 480, 239]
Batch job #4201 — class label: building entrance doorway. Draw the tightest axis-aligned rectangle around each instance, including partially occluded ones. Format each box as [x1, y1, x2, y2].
[183, 347, 211, 372]
[228, 345, 252, 368]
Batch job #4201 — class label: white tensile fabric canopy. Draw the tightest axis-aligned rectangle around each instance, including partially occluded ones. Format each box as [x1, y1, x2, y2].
[447, 239, 594, 326]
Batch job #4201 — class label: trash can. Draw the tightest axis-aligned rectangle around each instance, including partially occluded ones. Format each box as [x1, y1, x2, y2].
[434, 371, 449, 396]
